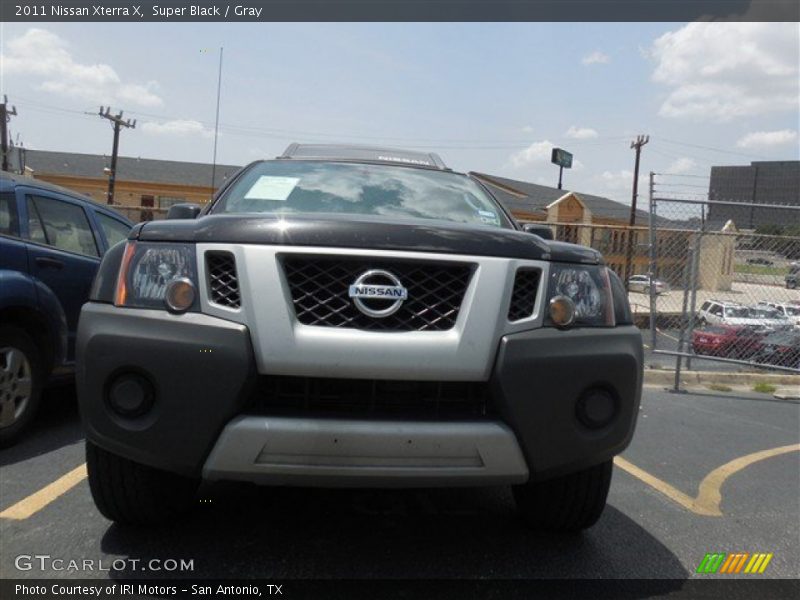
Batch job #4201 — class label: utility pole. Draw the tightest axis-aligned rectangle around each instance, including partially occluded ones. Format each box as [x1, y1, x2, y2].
[98, 107, 136, 205]
[624, 134, 649, 288]
[1, 96, 18, 172]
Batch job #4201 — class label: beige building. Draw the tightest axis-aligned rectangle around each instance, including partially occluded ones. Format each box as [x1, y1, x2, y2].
[9, 148, 240, 221]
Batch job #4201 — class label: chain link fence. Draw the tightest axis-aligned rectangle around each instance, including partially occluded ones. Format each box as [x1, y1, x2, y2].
[521, 173, 799, 380]
[646, 172, 800, 379]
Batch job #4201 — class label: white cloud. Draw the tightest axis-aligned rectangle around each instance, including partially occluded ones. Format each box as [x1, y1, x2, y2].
[565, 126, 599, 140]
[599, 170, 633, 192]
[736, 129, 798, 148]
[509, 140, 554, 168]
[665, 157, 697, 174]
[521, 125, 534, 133]
[582, 51, 610, 66]
[650, 23, 799, 121]
[1, 28, 163, 107]
[141, 119, 213, 138]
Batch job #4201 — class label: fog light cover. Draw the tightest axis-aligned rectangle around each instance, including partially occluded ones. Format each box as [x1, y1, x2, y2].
[107, 373, 154, 418]
[576, 388, 617, 429]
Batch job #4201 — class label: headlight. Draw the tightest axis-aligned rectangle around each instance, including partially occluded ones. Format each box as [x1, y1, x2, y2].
[545, 263, 615, 327]
[115, 242, 198, 311]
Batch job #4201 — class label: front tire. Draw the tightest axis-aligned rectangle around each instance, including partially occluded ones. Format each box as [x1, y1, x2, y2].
[0, 326, 44, 447]
[86, 440, 199, 526]
[513, 460, 612, 532]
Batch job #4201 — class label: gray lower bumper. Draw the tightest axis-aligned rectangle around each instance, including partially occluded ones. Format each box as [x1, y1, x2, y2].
[202, 416, 529, 487]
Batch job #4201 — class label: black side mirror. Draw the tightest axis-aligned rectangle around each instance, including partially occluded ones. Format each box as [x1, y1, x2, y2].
[167, 203, 202, 220]
[522, 223, 554, 240]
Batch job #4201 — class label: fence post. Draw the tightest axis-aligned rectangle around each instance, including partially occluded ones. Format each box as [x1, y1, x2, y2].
[672, 243, 695, 393]
[648, 172, 657, 350]
[685, 229, 703, 371]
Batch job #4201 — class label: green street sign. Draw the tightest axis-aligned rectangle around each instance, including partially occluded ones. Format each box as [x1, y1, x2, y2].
[551, 148, 573, 169]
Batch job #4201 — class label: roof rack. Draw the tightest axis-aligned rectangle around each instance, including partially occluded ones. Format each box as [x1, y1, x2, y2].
[279, 143, 449, 170]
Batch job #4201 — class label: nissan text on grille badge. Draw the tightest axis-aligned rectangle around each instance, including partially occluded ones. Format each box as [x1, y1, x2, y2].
[348, 269, 408, 318]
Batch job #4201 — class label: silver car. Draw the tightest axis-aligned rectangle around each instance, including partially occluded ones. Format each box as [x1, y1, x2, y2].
[628, 275, 670, 295]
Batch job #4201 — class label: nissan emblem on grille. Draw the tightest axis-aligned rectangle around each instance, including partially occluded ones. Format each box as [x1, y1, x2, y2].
[348, 269, 408, 318]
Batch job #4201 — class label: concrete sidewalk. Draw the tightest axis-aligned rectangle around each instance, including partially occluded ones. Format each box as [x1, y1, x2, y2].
[643, 368, 799, 399]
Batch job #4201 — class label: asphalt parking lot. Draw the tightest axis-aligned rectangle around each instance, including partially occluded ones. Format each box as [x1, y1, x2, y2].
[0, 383, 798, 583]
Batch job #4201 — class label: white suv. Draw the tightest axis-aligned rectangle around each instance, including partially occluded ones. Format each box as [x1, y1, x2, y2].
[757, 301, 800, 329]
[698, 300, 756, 328]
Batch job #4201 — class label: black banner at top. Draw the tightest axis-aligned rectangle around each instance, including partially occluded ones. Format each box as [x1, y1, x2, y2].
[1, 0, 799, 22]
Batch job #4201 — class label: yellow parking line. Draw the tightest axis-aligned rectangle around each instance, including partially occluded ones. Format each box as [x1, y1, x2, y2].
[614, 456, 715, 515]
[695, 444, 800, 516]
[615, 443, 800, 517]
[0, 464, 87, 520]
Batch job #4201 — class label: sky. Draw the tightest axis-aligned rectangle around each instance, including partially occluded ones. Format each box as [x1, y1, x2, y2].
[0, 21, 798, 204]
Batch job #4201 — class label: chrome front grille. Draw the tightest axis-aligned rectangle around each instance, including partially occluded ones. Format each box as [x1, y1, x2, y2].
[508, 268, 540, 321]
[206, 251, 241, 308]
[282, 256, 473, 331]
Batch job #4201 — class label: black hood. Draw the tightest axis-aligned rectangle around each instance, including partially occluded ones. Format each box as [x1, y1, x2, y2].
[133, 214, 602, 265]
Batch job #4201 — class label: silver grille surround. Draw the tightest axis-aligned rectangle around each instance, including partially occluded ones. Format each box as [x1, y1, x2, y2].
[196, 244, 549, 380]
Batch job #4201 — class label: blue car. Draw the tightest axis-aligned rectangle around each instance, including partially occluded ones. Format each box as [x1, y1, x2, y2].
[0, 172, 133, 445]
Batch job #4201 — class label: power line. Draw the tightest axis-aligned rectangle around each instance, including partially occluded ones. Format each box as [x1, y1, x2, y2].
[12, 97, 633, 148]
[658, 137, 777, 161]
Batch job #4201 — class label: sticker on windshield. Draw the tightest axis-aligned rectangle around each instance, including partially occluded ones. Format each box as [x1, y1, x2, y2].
[477, 209, 500, 225]
[243, 176, 300, 201]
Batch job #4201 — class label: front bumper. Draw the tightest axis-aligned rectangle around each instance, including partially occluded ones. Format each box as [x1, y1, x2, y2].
[203, 417, 528, 487]
[78, 303, 642, 483]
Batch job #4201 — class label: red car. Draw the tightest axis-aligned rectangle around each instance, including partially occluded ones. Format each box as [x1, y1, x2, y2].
[692, 325, 765, 359]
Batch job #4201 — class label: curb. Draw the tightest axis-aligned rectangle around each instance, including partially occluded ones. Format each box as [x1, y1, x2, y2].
[643, 369, 799, 387]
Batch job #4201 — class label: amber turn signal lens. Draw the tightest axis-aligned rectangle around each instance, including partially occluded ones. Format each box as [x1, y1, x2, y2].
[549, 295, 576, 328]
[164, 278, 196, 313]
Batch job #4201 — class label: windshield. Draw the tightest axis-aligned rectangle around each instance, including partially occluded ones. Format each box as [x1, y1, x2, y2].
[784, 306, 800, 316]
[751, 308, 784, 319]
[214, 161, 510, 228]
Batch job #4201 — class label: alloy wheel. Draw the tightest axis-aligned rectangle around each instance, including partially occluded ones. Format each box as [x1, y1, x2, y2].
[0, 346, 33, 428]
